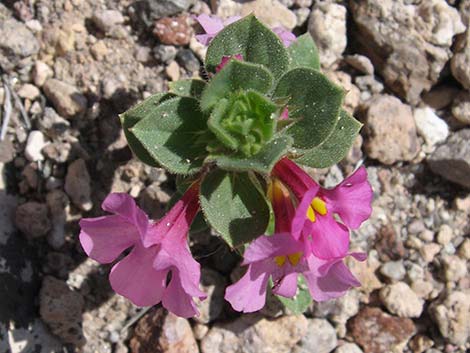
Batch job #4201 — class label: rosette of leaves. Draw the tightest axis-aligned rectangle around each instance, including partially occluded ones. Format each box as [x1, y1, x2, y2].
[120, 15, 362, 250]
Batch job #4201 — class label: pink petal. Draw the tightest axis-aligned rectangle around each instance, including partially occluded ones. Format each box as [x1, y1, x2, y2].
[273, 158, 317, 200]
[272, 27, 297, 47]
[308, 214, 350, 259]
[162, 271, 200, 318]
[216, 54, 243, 72]
[79, 215, 139, 263]
[195, 14, 224, 35]
[321, 166, 373, 229]
[272, 272, 298, 298]
[280, 107, 289, 120]
[291, 186, 320, 240]
[304, 261, 361, 302]
[101, 193, 149, 238]
[225, 261, 272, 313]
[223, 16, 241, 26]
[109, 243, 166, 307]
[195, 34, 213, 46]
[242, 233, 304, 265]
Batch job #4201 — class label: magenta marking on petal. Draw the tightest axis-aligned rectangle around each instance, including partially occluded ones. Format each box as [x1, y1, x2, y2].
[273, 158, 317, 200]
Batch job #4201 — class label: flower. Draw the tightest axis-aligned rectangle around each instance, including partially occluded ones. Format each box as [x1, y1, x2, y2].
[224, 179, 365, 313]
[79, 183, 206, 318]
[273, 158, 373, 259]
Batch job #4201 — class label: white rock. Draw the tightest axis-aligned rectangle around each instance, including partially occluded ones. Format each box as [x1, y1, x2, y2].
[17, 83, 40, 100]
[414, 107, 449, 147]
[308, 2, 347, 68]
[294, 319, 338, 353]
[380, 282, 424, 318]
[25, 131, 49, 162]
[334, 343, 364, 353]
[92, 10, 125, 33]
[33, 61, 53, 87]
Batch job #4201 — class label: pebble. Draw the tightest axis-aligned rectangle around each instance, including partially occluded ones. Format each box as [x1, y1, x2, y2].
[38, 107, 70, 138]
[92, 9, 125, 33]
[428, 129, 470, 189]
[154, 15, 192, 46]
[348, 307, 416, 353]
[201, 314, 308, 353]
[153, 44, 178, 64]
[25, 130, 49, 162]
[345, 54, 374, 75]
[451, 30, 470, 90]
[436, 225, 453, 245]
[39, 276, 85, 346]
[17, 83, 40, 100]
[429, 291, 470, 346]
[441, 255, 467, 283]
[293, 319, 338, 353]
[420, 243, 442, 263]
[308, 2, 347, 68]
[380, 261, 406, 281]
[413, 107, 449, 147]
[334, 343, 364, 353]
[409, 335, 434, 353]
[451, 92, 470, 125]
[46, 190, 69, 250]
[379, 282, 424, 318]
[130, 308, 198, 353]
[33, 61, 53, 87]
[176, 49, 200, 73]
[43, 79, 88, 118]
[165, 61, 181, 81]
[194, 268, 226, 324]
[364, 95, 420, 165]
[15, 201, 51, 238]
[457, 238, 470, 260]
[142, 0, 194, 20]
[64, 159, 93, 211]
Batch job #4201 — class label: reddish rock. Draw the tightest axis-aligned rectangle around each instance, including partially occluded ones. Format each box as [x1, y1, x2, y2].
[153, 15, 192, 46]
[130, 308, 199, 353]
[375, 223, 406, 262]
[348, 307, 416, 353]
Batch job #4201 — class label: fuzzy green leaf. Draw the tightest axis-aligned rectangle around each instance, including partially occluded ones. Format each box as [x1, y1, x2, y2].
[200, 170, 270, 247]
[295, 110, 362, 168]
[212, 135, 292, 174]
[119, 93, 174, 166]
[169, 79, 207, 99]
[288, 33, 320, 70]
[277, 276, 312, 314]
[205, 15, 289, 79]
[273, 68, 344, 150]
[130, 97, 209, 175]
[200, 60, 274, 112]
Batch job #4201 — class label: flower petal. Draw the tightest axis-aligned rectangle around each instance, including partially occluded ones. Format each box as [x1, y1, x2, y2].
[272, 272, 298, 298]
[162, 271, 200, 318]
[322, 166, 373, 229]
[195, 14, 224, 35]
[273, 158, 317, 200]
[309, 215, 350, 259]
[291, 186, 319, 239]
[242, 233, 304, 265]
[272, 27, 297, 47]
[101, 193, 148, 238]
[79, 215, 139, 263]
[225, 261, 272, 313]
[109, 243, 166, 307]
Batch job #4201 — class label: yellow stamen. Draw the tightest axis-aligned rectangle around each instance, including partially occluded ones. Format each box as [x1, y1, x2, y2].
[287, 252, 302, 266]
[274, 255, 286, 267]
[306, 205, 316, 222]
[312, 197, 327, 215]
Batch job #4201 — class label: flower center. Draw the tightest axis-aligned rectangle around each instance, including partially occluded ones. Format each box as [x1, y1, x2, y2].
[306, 197, 327, 222]
[274, 252, 302, 267]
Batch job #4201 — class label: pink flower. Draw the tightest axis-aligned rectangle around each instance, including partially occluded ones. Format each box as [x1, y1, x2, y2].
[272, 26, 297, 47]
[195, 14, 241, 46]
[79, 183, 206, 318]
[225, 179, 365, 312]
[273, 158, 373, 259]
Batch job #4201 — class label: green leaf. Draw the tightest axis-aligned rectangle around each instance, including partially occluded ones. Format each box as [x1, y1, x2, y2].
[212, 135, 292, 174]
[169, 79, 207, 99]
[119, 93, 174, 166]
[273, 68, 344, 150]
[205, 15, 289, 79]
[277, 276, 312, 314]
[288, 33, 320, 70]
[200, 60, 274, 112]
[200, 170, 270, 247]
[131, 97, 209, 175]
[295, 110, 362, 168]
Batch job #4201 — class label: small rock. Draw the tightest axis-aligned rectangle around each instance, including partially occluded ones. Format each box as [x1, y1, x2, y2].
[429, 291, 470, 345]
[334, 343, 364, 353]
[25, 130, 49, 162]
[293, 319, 338, 353]
[348, 307, 416, 353]
[154, 15, 192, 46]
[413, 107, 449, 147]
[33, 61, 53, 87]
[326, 71, 360, 114]
[420, 243, 441, 263]
[195, 268, 226, 324]
[0, 18, 40, 71]
[142, 0, 195, 20]
[436, 224, 453, 245]
[217, 0, 297, 30]
[451, 92, 470, 125]
[166, 61, 181, 81]
[38, 107, 70, 138]
[154, 45, 178, 64]
[345, 54, 374, 75]
[375, 223, 406, 262]
[441, 255, 467, 282]
[308, 2, 347, 68]
[428, 129, 470, 188]
[380, 261, 406, 282]
[90, 41, 108, 61]
[451, 30, 470, 90]
[176, 49, 200, 73]
[364, 95, 420, 165]
[43, 79, 88, 118]
[92, 9, 125, 33]
[409, 335, 434, 353]
[379, 282, 424, 318]
[15, 201, 51, 238]
[39, 276, 85, 346]
[17, 83, 40, 100]
[46, 190, 69, 250]
[130, 308, 198, 353]
[457, 238, 470, 260]
[422, 85, 460, 110]
[201, 314, 308, 353]
[65, 159, 92, 211]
